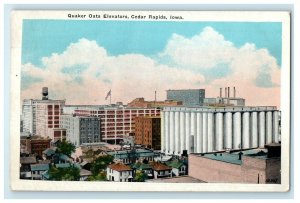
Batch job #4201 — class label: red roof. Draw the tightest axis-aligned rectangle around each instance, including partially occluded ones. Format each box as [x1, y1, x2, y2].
[151, 162, 171, 171]
[108, 163, 132, 171]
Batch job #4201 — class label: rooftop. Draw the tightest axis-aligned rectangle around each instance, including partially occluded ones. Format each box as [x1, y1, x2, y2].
[193, 148, 272, 165]
[20, 156, 37, 164]
[151, 162, 171, 171]
[30, 164, 50, 171]
[108, 163, 132, 171]
[146, 176, 206, 183]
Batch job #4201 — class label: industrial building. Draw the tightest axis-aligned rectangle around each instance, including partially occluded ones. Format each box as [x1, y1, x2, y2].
[60, 115, 101, 146]
[135, 116, 161, 150]
[203, 87, 245, 106]
[64, 105, 160, 143]
[127, 97, 183, 108]
[166, 89, 205, 106]
[161, 106, 280, 155]
[21, 87, 65, 138]
[188, 144, 281, 184]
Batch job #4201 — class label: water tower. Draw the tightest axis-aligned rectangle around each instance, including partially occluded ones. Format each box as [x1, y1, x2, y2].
[42, 87, 48, 100]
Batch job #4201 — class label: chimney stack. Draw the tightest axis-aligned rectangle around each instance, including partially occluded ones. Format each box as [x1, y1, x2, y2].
[220, 88, 222, 98]
[234, 87, 236, 98]
[225, 87, 227, 98]
[228, 87, 230, 98]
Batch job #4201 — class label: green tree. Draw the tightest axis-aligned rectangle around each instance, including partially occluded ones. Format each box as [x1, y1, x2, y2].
[87, 171, 107, 181]
[134, 170, 147, 182]
[48, 166, 80, 181]
[57, 139, 75, 156]
[90, 155, 114, 176]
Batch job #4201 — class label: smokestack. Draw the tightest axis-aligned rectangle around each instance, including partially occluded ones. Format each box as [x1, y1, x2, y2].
[228, 87, 230, 98]
[225, 87, 227, 98]
[42, 87, 48, 100]
[234, 87, 236, 98]
[220, 88, 222, 98]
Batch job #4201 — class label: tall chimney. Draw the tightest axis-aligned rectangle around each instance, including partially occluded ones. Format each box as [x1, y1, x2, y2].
[225, 87, 227, 98]
[234, 87, 236, 98]
[228, 87, 230, 98]
[220, 88, 222, 98]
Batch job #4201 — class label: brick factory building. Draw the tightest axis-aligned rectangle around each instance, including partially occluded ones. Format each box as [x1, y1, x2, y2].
[135, 116, 161, 150]
[188, 144, 281, 184]
[127, 98, 182, 108]
[20, 136, 51, 156]
[63, 105, 160, 143]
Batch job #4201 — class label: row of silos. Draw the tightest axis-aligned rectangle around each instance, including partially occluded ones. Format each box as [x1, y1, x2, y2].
[161, 107, 280, 155]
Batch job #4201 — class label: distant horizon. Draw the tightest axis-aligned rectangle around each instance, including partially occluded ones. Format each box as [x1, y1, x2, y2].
[21, 20, 282, 108]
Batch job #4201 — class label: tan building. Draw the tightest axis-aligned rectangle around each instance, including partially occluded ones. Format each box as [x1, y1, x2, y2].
[188, 144, 281, 184]
[135, 116, 161, 150]
[127, 98, 182, 108]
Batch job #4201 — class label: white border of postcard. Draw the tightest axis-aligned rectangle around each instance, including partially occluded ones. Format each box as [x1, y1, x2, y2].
[10, 10, 291, 192]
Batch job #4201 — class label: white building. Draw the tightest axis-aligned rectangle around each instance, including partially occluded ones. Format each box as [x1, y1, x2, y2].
[161, 106, 280, 155]
[60, 115, 101, 146]
[22, 99, 65, 137]
[106, 163, 133, 182]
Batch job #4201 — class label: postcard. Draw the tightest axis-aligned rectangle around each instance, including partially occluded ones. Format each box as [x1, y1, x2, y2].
[10, 10, 290, 192]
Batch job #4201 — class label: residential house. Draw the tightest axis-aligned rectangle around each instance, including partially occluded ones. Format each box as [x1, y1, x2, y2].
[30, 163, 50, 180]
[151, 162, 172, 179]
[107, 163, 133, 182]
[166, 159, 187, 176]
[20, 156, 37, 179]
[131, 162, 154, 179]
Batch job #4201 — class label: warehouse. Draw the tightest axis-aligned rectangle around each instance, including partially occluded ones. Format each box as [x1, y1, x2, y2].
[161, 106, 280, 155]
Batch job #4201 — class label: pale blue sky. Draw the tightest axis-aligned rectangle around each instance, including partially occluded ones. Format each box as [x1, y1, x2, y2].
[21, 20, 282, 107]
[22, 20, 282, 66]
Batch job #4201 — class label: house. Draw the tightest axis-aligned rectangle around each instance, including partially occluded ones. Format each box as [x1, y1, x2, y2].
[150, 162, 172, 179]
[106, 148, 158, 164]
[79, 168, 92, 181]
[20, 156, 37, 179]
[42, 148, 56, 160]
[30, 163, 50, 180]
[107, 163, 133, 182]
[166, 159, 187, 176]
[131, 162, 154, 179]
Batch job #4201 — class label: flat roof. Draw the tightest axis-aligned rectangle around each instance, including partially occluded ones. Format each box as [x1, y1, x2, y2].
[146, 176, 206, 183]
[193, 148, 272, 165]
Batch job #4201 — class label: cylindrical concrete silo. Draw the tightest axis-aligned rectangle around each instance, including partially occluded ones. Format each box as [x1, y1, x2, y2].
[207, 112, 215, 152]
[161, 111, 165, 153]
[196, 112, 203, 153]
[174, 111, 180, 155]
[273, 111, 279, 143]
[185, 112, 191, 153]
[233, 112, 242, 149]
[190, 112, 196, 153]
[179, 111, 185, 154]
[225, 112, 233, 149]
[251, 112, 258, 148]
[259, 111, 266, 147]
[202, 112, 208, 153]
[215, 112, 223, 151]
[169, 111, 175, 154]
[164, 111, 170, 154]
[242, 112, 250, 149]
[266, 111, 273, 144]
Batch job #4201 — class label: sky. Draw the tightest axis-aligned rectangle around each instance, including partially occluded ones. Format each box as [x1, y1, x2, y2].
[21, 20, 282, 108]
